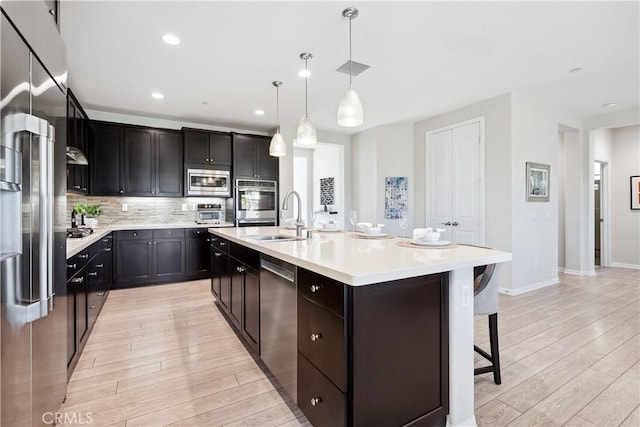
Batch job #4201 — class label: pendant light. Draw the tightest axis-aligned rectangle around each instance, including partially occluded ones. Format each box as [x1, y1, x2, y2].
[337, 7, 364, 127]
[296, 52, 317, 146]
[269, 81, 286, 157]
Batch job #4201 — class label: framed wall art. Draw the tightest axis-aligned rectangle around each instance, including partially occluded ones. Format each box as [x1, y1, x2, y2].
[526, 162, 550, 202]
[631, 175, 640, 210]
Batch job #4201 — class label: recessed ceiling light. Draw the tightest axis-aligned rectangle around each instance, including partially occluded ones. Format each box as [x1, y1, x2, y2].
[161, 34, 180, 45]
[201, 101, 208, 105]
[254, 109, 265, 116]
[151, 92, 164, 100]
[569, 67, 582, 73]
[298, 70, 311, 78]
[602, 102, 617, 108]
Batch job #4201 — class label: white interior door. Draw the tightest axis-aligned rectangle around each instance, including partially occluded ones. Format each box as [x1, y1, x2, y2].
[426, 119, 483, 245]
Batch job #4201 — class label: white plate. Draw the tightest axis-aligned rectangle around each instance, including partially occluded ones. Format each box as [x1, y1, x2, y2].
[318, 228, 341, 232]
[358, 232, 387, 237]
[410, 239, 450, 246]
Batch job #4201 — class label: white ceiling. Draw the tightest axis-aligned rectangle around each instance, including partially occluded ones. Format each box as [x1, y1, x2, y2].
[60, 1, 639, 135]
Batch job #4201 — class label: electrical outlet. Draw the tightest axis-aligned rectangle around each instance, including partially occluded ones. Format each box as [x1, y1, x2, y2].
[181, 204, 187, 211]
[121, 203, 128, 212]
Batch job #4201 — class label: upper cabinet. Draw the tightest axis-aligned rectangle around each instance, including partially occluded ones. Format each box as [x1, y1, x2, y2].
[183, 128, 231, 166]
[90, 122, 183, 197]
[67, 90, 89, 194]
[232, 133, 278, 181]
[90, 122, 124, 196]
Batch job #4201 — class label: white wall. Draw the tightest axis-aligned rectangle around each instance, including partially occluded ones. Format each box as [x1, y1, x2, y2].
[593, 128, 613, 162]
[561, 130, 584, 274]
[611, 125, 640, 268]
[351, 128, 378, 226]
[414, 94, 513, 292]
[557, 132, 566, 269]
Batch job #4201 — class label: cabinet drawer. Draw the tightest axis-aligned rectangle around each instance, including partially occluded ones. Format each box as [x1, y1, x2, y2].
[186, 228, 209, 239]
[212, 236, 229, 253]
[230, 242, 259, 270]
[298, 353, 347, 427]
[116, 230, 152, 241]
[298, 296, 346, 391]
[153, 228, 185, 238]
[298, 268, 345, 317]
[93, 233, 113, 252]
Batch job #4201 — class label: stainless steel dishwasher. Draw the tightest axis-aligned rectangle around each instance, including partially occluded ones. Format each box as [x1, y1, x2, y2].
[260, 255, 297, 402]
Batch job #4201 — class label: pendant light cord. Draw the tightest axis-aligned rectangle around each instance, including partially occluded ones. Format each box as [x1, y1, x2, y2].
[349, 16, 353, 88]
[305, 58, 309, 117]
[276, 85, 280, 133]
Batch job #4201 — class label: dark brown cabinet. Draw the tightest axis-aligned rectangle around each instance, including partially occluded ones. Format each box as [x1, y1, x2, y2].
[91, 122, 182, 197]
[67, 90, 88, 194]
[186, 228, 212, 280]
[242, 264, 260, 352]
[90, 122, 124, 195]
[66, 233, 113, 375]
[114, 229, 185, 287]
[232, 133, 278, 180]
[183, 128, 231, 166]
[211, 236, 230, 310]
[229, 259, 243, 330]
[124, 128, 183, 197]
[296, 269, 449, 427]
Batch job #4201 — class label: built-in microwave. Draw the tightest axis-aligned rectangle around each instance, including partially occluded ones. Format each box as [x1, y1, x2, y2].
[187, 169, 230, 197]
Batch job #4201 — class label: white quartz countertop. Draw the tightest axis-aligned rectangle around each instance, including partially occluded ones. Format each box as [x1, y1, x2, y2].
[66, 222, 234, 258]
[209, 227, 512, 286]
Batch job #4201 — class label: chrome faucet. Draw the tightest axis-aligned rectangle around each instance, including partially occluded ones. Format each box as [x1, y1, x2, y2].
[282, 190, 305, 237]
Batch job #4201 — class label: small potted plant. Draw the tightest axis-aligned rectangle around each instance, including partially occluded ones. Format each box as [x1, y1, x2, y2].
[84, 204, 103, 228]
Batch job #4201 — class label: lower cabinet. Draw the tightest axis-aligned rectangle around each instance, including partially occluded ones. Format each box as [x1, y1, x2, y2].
[187, 228, 211, 280]
[297, 268, 449, 427]
[211, 237, 260, 354]
[115, 229, 185, 287]
[67, 233, 113, 375]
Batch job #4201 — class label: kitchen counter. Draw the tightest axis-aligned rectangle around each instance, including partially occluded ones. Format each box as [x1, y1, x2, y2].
[208, 226, 511, 286]
[66, 222, 234, 258]
[210, 226, 512, 426]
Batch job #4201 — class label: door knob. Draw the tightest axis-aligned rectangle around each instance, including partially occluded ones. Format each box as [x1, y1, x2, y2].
[452, 221, 459, 226]
[310, 397, 322, 406]
[310, 333, 322, 342]
[442, 221, 452, 226]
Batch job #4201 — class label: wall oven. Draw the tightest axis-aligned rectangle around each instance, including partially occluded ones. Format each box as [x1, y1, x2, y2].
[187, 169, 230, 197]
[235, 179, 277, 227]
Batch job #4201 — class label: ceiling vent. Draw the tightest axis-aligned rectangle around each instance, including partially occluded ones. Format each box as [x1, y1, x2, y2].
[336, 60, 370, 77]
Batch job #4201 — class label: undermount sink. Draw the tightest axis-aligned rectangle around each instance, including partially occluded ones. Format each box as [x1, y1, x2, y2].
[244, 234, 305, 242]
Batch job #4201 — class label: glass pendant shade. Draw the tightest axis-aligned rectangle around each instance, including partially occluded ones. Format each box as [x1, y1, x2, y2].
[269, 131, 286, 157]
[296, 116, 317, 146]
[337, 87, 364, 127]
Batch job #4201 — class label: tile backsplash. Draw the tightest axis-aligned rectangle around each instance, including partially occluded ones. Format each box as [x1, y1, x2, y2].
[67, 195, 234, 226]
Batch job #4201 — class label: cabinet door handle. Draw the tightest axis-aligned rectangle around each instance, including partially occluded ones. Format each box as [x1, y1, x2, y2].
[205, 158, 210, 162]
[206, 238, 210, 242]
[310, 397, 322, 406]
[90, 305, 97, 309]
[441, 221, 451, 226]
[97, 292, 104, 297]
[88, 272, 98, 277]
[73, 185, 80, 189]
[214, 253, 222, 257]
[148, 241, 152, 245]
[133, 232, 137, 237]
[153, 242, 157, 245]
[67, 263, 76, 269]
[310, 333, 322, 342]
[236, 266, 246, 273]
[452, 221, 459, 226]
[102, 239, 109, 242]
[220, 242, 227, 246]
[78, 254, 89, 259]
[310, 285, 321, 293]
[96, 264, 104, 268]
[119, 189, 124, 194]
[71, 277, 83, 284]
[81, 187, 87, 192]
[104, 248, 112, 252]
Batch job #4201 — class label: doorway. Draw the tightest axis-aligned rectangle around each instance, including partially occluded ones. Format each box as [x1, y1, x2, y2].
[594, 161, 608, 267]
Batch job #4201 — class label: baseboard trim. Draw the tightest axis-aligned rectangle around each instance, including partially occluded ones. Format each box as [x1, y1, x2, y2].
[499, 277, 559, 296]
[559, 268, 596, 276]
[611, 262, 640, 270]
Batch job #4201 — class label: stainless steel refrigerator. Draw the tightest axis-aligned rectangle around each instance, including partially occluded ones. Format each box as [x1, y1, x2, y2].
[1, 2, 68, 426]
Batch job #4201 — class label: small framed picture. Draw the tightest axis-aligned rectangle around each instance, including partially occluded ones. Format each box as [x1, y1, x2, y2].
[631, 176, 640, 210]
[526, 162, 550, 202]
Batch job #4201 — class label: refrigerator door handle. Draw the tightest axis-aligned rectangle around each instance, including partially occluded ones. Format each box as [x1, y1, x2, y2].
[4, 113, 55, 322]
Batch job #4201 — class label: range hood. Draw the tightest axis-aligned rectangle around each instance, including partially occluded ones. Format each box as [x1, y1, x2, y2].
[66, 146, 88, 165]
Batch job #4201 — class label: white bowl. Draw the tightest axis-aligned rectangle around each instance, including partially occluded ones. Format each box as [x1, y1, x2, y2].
[367, 224, 385, 234]
[421, 231, 441, 242]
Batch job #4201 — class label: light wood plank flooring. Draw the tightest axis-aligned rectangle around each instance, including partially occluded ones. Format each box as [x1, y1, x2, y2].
[61, 267, 639, 426]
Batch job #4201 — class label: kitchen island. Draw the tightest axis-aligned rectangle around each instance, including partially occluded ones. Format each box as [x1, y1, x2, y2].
[209, 226, 511, 427]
